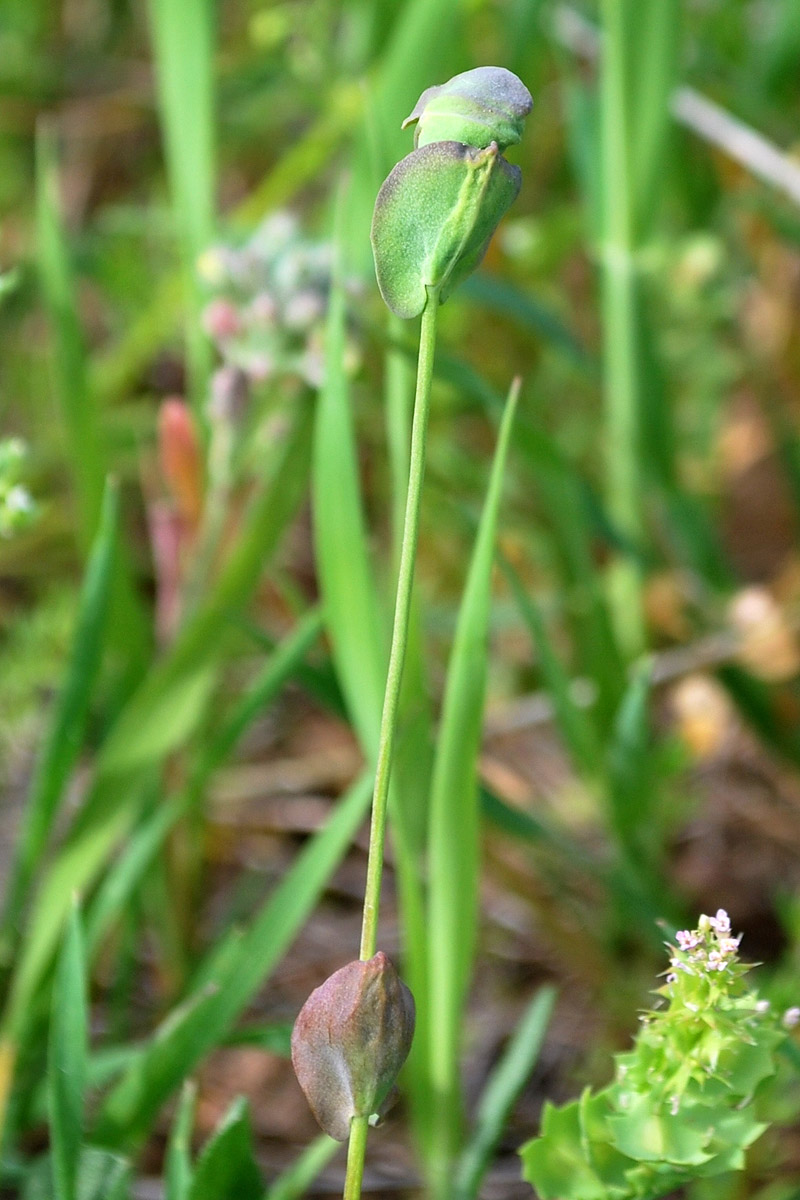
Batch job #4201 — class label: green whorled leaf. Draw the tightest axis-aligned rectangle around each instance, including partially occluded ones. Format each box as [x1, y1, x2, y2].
[519, 1100, 606, 1200]
[371, 140, 520, 319]
[402, 66, 532, 151]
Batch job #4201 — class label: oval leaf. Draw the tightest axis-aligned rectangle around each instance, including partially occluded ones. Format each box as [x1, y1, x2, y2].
[371, 140, 521, 319]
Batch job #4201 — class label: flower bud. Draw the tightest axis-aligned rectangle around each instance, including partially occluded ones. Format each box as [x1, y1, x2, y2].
[291, 952, 415, 1142]
[372, 139, 521, 319]
[158, 399, 204, 530]
[402, 66, 532, 152]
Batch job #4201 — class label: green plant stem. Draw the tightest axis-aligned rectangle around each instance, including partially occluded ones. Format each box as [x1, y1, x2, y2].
[342, 289, 439, 1200]
[600, 0, 645, 659]
[357, 290, 439, 964]
[343, 1116, 369, 1200]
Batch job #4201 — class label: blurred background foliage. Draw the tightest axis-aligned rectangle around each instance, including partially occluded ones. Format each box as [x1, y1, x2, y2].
[3, 0, 800, 1196]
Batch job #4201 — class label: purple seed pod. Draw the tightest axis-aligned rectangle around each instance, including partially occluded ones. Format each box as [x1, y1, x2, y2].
[291, 952, 416, 1141]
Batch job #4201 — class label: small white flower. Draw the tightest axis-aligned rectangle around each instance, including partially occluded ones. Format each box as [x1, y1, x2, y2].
[709, 908, 731, 934]
[5, 485, 33, 514]
[284, 290, 325, 331]
[783, 1006, 800, 1029]
[755, 999, 771, 1013]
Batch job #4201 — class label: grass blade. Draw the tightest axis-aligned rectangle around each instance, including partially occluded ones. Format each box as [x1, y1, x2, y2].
[35, 121, 103, 543]
[84, 800, 181, 961]
[166, 1082, 197, 1200]
[426, 378, 520, 1190]
[462, 275, 593, 372]
[500, 552, 601, 778]
[35, 126, 149, 686]
[312, 273, 385, 753]
[604, 660, 672, 934]
[48, 902, 87, 1200]
[455, 986, 556, 1199]
[266, 1135, 339, 1200]
[3, 585, 319, 1072]
[2, 479, 118, 942]
[146, 0, 216, 406]
[188, 1097, 262, 1200]
[85, 610, 326, 958]
[192, 606, 324, 785]
[3, 785, 150, 1045]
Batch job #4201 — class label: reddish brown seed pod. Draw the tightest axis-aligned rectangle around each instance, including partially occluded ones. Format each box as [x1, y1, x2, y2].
[291, 952, 416, 1141]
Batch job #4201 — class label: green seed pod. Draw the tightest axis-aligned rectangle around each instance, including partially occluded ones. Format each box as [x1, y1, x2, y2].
[402, 66, 532, 151]
[291, 953, 416, 1142]
[371, 139, 521, 319]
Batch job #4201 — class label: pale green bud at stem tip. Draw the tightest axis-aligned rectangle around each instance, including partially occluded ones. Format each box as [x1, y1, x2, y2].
[402, 66, 532, 152]
[371, 66, 531, 319]
[291, 953, 415, 1142]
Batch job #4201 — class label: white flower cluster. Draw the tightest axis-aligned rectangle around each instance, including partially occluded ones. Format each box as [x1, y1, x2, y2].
[666, 909, 742, 982]
[198, 212, 359, 394]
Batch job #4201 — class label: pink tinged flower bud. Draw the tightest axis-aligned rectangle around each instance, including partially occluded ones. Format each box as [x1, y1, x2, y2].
[158, 399, 204, 530]
[291, 952, 415, 1142]
[202, 298, 242, 341]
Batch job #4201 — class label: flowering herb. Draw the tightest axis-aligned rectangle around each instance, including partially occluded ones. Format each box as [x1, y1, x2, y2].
[199, 211, 358, 390]
[521, 910, 794, 1199]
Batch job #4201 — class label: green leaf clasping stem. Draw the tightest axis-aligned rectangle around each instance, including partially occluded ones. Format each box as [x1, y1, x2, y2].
[371, 66, 531, 319]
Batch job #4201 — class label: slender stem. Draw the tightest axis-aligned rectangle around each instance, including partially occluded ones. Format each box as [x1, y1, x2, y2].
[358, 291, 439, 964]
[343, 1116, 369, 1200]
[600, 0, 645, 658]
[342, 291, 439, 1200]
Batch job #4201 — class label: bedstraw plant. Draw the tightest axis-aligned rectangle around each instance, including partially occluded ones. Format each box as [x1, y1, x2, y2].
[522, 910, 797, 1199]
